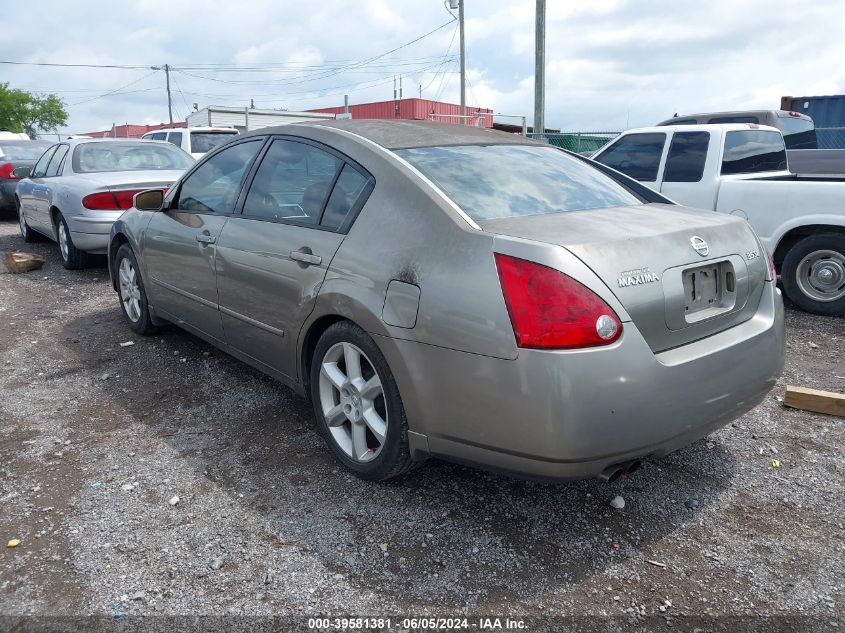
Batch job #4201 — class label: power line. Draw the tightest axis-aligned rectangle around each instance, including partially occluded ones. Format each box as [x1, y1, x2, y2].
[0, 60, 149, 69]
[69, 71, 158, 106]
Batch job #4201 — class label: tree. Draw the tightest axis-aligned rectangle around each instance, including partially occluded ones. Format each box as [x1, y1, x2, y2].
[0, 83, 68, 138]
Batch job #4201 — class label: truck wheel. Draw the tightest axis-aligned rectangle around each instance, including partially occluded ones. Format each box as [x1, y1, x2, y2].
[781, 233, 845, 316]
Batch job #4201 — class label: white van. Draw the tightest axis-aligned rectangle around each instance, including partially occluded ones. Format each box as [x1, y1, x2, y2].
[141, 126, 239, 159]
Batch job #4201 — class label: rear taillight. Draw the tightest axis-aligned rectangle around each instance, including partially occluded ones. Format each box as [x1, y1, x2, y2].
[765, 248, 777, 281]
[82, 189, 143, 210]
[494, 253, 623, 349]
[0, 163, 19, 179]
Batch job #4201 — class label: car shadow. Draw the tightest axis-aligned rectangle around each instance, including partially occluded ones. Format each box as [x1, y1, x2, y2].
[61, 304, 738, 609]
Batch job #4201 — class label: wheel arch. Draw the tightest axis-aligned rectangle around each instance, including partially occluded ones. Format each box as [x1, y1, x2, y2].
[109, 231, 130, 291]
[773, 223, 845, 270]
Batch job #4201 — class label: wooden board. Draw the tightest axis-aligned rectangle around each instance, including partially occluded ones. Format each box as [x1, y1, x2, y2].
[4, 251, 45, 274]
[784, 386, 845, 418]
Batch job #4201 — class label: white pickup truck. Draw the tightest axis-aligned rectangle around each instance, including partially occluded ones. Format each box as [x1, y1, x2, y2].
[592, 123, 845, 316]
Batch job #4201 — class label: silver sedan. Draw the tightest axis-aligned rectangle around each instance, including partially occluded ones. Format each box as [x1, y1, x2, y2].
[108, 121, 785, 482]
[15, 138, 193, 269]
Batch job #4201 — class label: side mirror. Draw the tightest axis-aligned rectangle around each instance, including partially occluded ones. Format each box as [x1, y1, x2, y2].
[12, 166, 32, 179]
[134, 189, 165, 211]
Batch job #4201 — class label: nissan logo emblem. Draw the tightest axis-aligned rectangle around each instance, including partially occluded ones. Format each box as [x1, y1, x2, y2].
[690, 236, 709, 257]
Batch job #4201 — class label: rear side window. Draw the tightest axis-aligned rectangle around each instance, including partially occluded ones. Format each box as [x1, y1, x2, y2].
[721, 131, 787, 175]
[663, 132, 710, 182]
[176, 139, 263, 214]
[147, 132, 167, 141]
[321, 164, 372, 230]
[191, 131, 238, 154]
[45, 145, 69, 177]
[242, 139, 341, 224]
[395, 144, 641, 222]
[594, 133, 666, 181]
[663, 119, 698, 126]
[167, 132, 183, 147]
[708, 116, 759, 124]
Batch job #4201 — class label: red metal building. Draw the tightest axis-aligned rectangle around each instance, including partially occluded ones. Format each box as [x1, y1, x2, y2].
[80, 121, 187, 139]
[308, 98, 493, 127]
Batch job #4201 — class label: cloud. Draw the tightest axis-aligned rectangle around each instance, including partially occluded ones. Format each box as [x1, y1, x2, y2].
[2, 0, 844, 135]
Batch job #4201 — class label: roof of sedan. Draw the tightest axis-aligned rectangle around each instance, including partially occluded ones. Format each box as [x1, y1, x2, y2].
[245, 119, 545, 150]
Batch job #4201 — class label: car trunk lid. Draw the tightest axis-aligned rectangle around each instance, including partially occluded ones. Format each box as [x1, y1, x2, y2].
[480, 203, 768, 353]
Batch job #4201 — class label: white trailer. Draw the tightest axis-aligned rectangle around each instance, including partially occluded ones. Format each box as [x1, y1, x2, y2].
[186, 106, 334, 133]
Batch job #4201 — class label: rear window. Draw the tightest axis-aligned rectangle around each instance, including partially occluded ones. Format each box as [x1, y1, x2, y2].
[0, 141, 53, 160]
[72, 142, 194, 173]
[191, 131, 238, 154]
[777, 116, 817, 150]
[721, 131, 787, 175]
[593, 133, 666, 181]
[394, 144, 641, 222]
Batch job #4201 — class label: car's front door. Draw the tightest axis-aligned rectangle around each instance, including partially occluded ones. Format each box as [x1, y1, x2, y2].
[19, 145, 57, 233]
[142, 138, 265, 341]
[215, 137, 374, 380]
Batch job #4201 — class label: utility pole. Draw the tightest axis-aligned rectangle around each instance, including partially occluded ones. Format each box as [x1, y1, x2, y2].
[165, 64, 173, 125]
[458, 0, 466, 121]
[151, 64, 173, 125]
[534, 0, 545, 137]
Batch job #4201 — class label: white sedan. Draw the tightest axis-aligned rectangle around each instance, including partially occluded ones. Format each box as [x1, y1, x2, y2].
[15, 138, 194, 269]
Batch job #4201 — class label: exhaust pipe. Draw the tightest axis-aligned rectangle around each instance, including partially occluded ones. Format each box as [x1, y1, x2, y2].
[598, 459, 643, 482]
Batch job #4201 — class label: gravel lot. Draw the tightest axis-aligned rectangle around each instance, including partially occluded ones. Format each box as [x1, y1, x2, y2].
[1, 219, 843, 630]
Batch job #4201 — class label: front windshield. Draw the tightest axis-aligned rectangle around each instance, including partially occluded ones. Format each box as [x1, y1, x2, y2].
[394, 144, 641, 222]
[72, 142, 195, 173]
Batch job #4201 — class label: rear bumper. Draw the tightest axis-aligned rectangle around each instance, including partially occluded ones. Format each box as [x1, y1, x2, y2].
[68, 212, 123, 254]
[377, 281, 785, 480]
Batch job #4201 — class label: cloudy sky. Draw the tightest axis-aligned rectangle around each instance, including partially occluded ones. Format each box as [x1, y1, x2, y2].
[4, 0, 844, 136]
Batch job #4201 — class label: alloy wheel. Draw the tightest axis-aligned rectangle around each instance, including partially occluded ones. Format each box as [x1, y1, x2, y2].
[318, 342, 388, 462]
[118, 258, 142, 322]
[58, 221, 69, 261]
[796, 249, 845, 302]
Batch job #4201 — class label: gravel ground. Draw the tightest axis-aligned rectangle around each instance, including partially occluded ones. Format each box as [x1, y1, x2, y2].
[0, 219, 843, 630]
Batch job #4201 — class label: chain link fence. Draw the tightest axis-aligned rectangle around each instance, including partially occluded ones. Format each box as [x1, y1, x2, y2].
[527, 131, 621, 154]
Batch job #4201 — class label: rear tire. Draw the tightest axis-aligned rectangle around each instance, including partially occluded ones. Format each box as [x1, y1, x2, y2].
[781, 234, 845, 316]
[18, 200, 39, 243]
[310, 321, 416, 481]
[55, 213, 89, 270]
[114, 243, 157, 335]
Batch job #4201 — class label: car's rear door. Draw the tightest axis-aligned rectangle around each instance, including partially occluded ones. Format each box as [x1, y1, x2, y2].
[215, 136, 374, 380]
[20, 145, 57, 233]
[142, 137, 265, 341]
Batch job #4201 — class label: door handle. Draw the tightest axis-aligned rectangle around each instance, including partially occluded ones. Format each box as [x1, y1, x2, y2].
[289, 250, 322, 266]
[196, 234, 216, 245]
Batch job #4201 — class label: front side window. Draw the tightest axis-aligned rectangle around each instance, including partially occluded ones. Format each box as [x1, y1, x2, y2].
[32, 146, 57, 178]
[45, 145, 69, 177]
[176, 139, 263, 214]
[593, 133, 666, 181]
[242, 140, 341, 224]
[721, 131, 787, 175]
[395, 144, 641, 222]
[663, 132, 710, 183]
[72, 142, 194, 173]
[190, 131, 238, 154]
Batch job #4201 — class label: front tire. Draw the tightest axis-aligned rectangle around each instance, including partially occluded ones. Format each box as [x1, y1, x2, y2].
[310, 321, 416, 481]
[55, 213, 89, 270]
[781, 233, 845, 316]
[114, 243, 157, 335]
